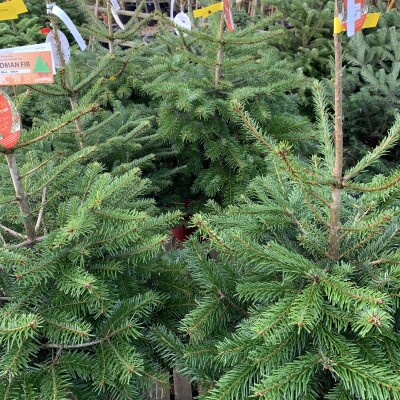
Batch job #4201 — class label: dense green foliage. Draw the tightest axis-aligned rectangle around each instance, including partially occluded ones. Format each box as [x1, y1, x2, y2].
[264, 0, 334, 78]
[133, 15, 312, 204]
[0, 8, 181, 399]
[1, 0, 400, 399]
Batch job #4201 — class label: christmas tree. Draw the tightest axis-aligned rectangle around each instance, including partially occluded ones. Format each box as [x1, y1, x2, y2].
[0, 2, 182, 398]
[342, 5, 400, 176]
[150, 6, 400, 400]
[133, 10, 313, 205]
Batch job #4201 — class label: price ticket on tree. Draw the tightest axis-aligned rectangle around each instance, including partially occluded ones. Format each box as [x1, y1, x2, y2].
[0, 43, 55, 86]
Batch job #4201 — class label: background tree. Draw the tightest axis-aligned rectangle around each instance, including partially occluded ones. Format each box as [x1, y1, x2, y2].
[131, 12, 313, 206]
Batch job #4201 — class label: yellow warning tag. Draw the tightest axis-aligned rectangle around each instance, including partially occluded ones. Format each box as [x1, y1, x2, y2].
[9, 0, 28, 14]
[0, 4, 18, 20]
[193, 2, 223, 18]
[333, 13, 380, 34]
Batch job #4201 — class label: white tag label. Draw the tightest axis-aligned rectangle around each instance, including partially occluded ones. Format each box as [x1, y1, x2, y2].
[110, 0, 121, 10]
[47, 4, 86, 51]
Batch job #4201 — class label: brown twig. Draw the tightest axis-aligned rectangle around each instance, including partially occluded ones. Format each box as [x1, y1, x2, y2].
[16, 236, 46, 248]
[41, 339, 103, 350]
[0, 223, 25, 240]
[35, 187, 47, 234]
[215, 11, 225, 89]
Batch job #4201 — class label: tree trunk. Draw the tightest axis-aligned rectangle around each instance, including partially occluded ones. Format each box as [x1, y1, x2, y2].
[173, 368, 192, 400]
[147, 382, 171, 400]
[215, 11, 225, 90]
[5, 153, 36, 243]
[327, 0, 344, 260]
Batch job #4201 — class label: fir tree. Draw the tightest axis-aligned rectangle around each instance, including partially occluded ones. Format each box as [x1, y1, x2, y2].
[0, 0, 85, 48]
[150, 20, 400, 400]
[263, 0, 334, 79]
[133, 11, 313, 204]
[0, 2, 182, 398]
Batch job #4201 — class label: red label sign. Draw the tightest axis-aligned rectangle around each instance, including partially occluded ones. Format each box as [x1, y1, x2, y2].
[339, 0, 368, 35]
[223, 0, 234, 32]
[0, 91, 20, 148]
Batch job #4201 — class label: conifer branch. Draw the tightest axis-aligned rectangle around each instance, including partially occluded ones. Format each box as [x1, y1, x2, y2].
[12, 105, 98, 149]
[41, 322, 140, 350]
[0, 223, 25, 240]
[35, 187, 47, 234]
[343, 174, 400, 192]
[50, 16, 87, 149]
[303, 191, 329, 228]
[5, 154, 36, 243]
[24, 85, 67, 97]
[20, 156, 57, 179]
[340, 229, 382, 259]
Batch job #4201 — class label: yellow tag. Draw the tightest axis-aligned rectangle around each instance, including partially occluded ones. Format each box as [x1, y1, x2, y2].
[193, 2, 223, 18]
[333, 13, 380, 34]
[0, 4, 18, 20]
[9, 0, 28, 14]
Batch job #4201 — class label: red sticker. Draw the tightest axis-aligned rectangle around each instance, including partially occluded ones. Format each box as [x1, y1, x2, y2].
[0, 91, 20, 149]
[339, 0, 368, 35]
[223, 0, 234, 32]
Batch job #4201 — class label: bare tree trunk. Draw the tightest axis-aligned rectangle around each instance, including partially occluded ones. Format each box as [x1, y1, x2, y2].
[215, 11, 225, 90]
[173, 367, 193, 400]
[387, 0, 396, 10]
[106, 0, 114, 54]
[5, 153, 36, 243]
[48, 4, 86, 148]
[327, 0, 343, 260]
[147, 382, 171, 400]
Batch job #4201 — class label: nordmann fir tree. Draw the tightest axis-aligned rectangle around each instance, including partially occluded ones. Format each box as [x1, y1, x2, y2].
[343, 7, 400, 175]
[20, 1, 169, 190]
[36, 0, 180, 193]
[150, 4, 400, 400]
[263, 0, 335, 79]
[0, 6, 181, 400]
[134, 10, 313, 204]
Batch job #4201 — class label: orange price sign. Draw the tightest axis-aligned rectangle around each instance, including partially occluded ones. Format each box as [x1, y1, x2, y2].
[0, 43, 55, 86]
